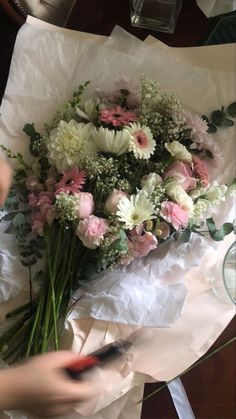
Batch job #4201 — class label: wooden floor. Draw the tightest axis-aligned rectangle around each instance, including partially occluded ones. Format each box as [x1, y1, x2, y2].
[0, 2, 235, 417]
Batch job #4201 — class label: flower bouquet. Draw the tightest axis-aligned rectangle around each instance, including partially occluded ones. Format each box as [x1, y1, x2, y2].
[0, 76, 235, 362]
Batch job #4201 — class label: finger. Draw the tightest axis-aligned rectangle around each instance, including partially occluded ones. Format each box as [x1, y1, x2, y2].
[49, 380, 100, 403]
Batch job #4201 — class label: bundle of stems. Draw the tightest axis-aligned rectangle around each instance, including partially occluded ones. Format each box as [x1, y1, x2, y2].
[0, 224, 87, 362]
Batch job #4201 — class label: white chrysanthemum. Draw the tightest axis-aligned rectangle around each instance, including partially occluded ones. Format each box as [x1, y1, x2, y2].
[116, 191, 156, 229]
[124, 122, 156, 159]
[47, 120, 96, 171]
[92, 127, 130, 156]
[165, 140, 192, 163]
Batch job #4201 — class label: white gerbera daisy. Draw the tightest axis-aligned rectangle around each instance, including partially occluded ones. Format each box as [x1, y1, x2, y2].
[47, 120, 96, 171]
[116, 192, 156, 229]
[124, 122, 156, 159]
[92, 126, 130, 156]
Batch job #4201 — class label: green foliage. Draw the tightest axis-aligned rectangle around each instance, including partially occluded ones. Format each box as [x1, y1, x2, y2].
[23, 123, 46, 157]
[71, 81, 90, 108]
[203, 101, 236, 133]
[206, 218, 235, 241]
[227, 101, 236, 117]
[110, 230, 128, 252]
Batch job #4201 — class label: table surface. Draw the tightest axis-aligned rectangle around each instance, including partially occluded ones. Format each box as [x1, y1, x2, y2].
[0, 1, 236, 418]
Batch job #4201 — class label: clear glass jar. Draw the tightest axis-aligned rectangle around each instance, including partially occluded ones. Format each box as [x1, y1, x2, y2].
[222, 241, 236, 304]
[130, 0, 183, 34]
[210, 241, 236, 305]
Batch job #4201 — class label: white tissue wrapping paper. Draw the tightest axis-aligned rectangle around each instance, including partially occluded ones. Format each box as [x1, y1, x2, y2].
[196, 0, 236, 17]
[0, 17, 236, 419]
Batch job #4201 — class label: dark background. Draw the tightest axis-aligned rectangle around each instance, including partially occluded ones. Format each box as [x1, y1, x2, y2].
[0, 0, 235, 417]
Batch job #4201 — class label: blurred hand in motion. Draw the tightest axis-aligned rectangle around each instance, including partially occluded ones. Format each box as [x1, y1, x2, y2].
[0, 351, 99, 417]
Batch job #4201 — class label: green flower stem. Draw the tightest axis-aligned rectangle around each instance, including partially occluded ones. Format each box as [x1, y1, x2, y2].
[26, 292, 44, 357]
[137, 336, 236, 405]
[55, 232, 76, 317]
[33, 292, 45, 354]
[46, 233, 59, 351]
[41, 225, 65, 352]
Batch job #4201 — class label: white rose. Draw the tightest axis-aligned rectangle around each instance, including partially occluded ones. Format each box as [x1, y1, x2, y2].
[204, 183, 227, 204]
[165, 140, 192, 163]
[166, 184, 194, 215]
[141, 173, 162, 194]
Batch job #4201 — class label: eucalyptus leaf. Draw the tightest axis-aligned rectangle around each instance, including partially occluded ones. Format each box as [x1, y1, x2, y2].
[13, 213, 26, 226]
[181, 228, 191, 243]
[23, 123, 36, 137]
[222, 223, 235, 235]
[227, 102, 236, 117]
[206, 218, 235, 241]
[207, 124, 217, 134]
[110, 230, 128, 252]
[221, 117, 234, 127]
[21, 257, 37, 267]
[20, 250, 33, 258]
[211, 110, 224, 127]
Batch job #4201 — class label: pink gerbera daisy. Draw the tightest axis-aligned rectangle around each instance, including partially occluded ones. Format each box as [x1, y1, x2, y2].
[99, 105, 138, 127]
[124, 122, 156, 159]
[55, 167, 86, 195]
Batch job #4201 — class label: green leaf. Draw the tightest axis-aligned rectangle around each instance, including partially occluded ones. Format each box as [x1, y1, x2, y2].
[23, 123, 36, 137]
[227, 101, 236, 117]
[110, 230, 128, 252]
[211, 110, 224, 127]
[222, 223, 235, 235]
[20, 250, 33, 258]
[21, 257, 37, 267]
[207, 124, 217, 134]
[181, 228, 191, 243]
[221, 118, 234, 127]
[13, 213, 26, 226]
[206, 218, 235, 241]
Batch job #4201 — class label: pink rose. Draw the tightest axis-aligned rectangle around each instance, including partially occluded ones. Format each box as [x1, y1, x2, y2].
[160, 201, 189, 231]
[154, 221, 170, 240]
[164, 161, 196, 191]
[76, 215, 109, 249]
[31, 211, 44, 236]
[74, 192, 94, 219]
[26, 175, 43, 192]
[192, 156, 209, 186]
[128, 226, 157, 258]
[105, 190, 129, 214]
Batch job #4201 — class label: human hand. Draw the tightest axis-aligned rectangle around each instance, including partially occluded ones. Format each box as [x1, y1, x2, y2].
[0, 158, 12, 206]
[0, 351, 99, 417]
